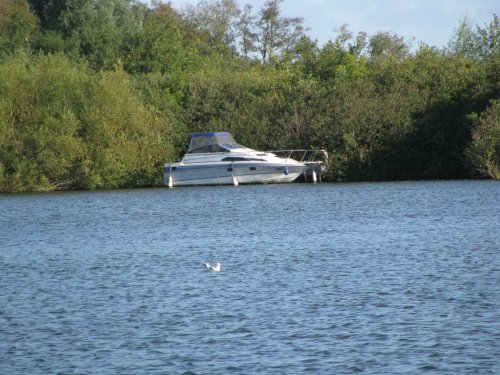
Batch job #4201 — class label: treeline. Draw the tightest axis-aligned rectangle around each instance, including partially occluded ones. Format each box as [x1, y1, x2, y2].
[0, 0, 499, 192]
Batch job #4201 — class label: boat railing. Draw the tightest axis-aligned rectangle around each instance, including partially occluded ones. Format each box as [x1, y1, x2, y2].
[269, 149, 328, 182]
[267, 149, 328, 164]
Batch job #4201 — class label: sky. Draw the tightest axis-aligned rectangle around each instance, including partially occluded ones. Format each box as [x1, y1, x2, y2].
[153, 0, 499, 49]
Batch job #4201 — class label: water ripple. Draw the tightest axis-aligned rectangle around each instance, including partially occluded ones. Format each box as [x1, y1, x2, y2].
[1, 181, 499, 374]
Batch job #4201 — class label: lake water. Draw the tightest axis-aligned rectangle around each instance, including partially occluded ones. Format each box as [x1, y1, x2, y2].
[1, 181, 499, 374]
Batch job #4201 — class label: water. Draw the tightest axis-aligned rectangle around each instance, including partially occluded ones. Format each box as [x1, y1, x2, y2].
[1, 181, 499, 374]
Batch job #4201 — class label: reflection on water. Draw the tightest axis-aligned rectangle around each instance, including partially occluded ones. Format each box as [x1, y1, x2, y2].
[1, 181, 499, 374]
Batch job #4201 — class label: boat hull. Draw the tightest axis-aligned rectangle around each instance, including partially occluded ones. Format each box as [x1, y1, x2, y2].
[163, 162, 305, 187]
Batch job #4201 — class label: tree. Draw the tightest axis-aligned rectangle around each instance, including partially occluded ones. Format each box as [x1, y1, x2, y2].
[255, 0, 306, 62]
[29, 0, 67, 31]
[183, 0, 240, 54]
[0, 53, 88, 192]
[465, 100, 500, 179]
[0, 0, 37, 56]
[475, 14, 500, 58]
[29, 0, 146, 70]
[447, 14, 500, 59]
[368, 31, 410, 60]
[447, 15, 478, 58]
[0, 52, 175, 192]
[235, 4, 257, 58]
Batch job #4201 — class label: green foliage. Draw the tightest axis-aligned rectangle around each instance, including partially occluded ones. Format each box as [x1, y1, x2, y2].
[59, 0, 146, 70]
[255, 0, 306, 62]
[30, 29, 67, 54]
[0, 52, 87, 191]
[368, 31, 410, 60]
[0, 53, 174, 192]
[123, 3, 204, 76]
[77, 67, 174, 189]
[465, 100, 500, 179]
[0, 0, 37, 57]
[29, 0, 67, 31]
[184, 63, 326, 152]
[448, 14, 500, 59]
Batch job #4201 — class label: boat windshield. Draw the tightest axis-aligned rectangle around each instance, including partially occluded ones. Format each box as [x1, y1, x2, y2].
[186, 132, 245, 154]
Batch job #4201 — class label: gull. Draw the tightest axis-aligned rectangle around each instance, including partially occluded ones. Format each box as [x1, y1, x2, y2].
[204, 262, 221, 272]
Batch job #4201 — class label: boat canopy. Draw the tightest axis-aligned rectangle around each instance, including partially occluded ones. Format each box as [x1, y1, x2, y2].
[186, 132, 244, 154]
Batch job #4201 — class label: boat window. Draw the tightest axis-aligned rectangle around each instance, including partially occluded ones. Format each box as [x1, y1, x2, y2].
[210, 144, 229, 153]
[221, 143, 245, 150]
[187, 134, 236, 154]
[188, 145, 209, 154]
[222, 157, 264, 162]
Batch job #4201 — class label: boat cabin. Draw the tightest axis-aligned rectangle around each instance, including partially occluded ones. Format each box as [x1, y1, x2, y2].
[186, 132, 245, 154]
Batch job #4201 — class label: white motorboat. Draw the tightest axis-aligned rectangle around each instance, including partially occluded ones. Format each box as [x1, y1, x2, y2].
[163, 132, 312, 187]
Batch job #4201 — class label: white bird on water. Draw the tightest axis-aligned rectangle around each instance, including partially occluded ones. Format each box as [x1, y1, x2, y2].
[204, 262, 221, 272]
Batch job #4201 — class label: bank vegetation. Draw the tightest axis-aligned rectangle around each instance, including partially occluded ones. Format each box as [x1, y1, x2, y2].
[0, 0, 499, 192]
